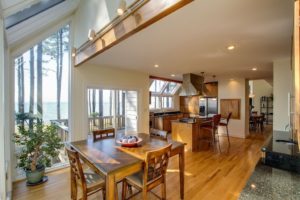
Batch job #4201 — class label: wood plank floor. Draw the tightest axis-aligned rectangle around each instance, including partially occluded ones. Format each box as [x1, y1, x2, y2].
[13, 127, 271, 200]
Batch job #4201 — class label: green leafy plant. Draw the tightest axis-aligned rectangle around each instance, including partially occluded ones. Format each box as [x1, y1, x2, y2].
[14, 122, 63, 172]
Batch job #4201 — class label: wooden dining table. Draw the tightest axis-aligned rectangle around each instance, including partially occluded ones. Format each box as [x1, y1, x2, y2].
[70, 133, 185, 200]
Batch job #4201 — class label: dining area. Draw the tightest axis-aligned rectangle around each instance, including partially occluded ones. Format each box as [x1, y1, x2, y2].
[67, 129, 185, 200]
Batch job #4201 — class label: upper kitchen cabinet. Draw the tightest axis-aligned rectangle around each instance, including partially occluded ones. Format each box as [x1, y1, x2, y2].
[205, 82, 218, 97]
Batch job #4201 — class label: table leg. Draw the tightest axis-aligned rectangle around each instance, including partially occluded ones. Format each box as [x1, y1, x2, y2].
[179, 146, 185, 200]
[106, 173, 117, 200]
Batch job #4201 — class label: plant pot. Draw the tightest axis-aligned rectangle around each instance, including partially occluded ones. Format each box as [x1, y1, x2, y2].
[26, 165, 45, 184]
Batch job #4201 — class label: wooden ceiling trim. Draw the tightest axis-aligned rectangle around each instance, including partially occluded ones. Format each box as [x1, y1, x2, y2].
[74, 0, 193, 67]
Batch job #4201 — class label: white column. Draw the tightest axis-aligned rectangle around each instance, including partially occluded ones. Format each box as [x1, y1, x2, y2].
[0, 16, 7, 200]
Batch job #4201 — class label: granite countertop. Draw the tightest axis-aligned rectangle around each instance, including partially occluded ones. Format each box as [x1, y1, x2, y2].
[239, 162, 300, 200]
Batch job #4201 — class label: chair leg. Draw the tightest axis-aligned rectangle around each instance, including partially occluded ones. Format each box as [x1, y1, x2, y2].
[128, 185, 133, 195]
[122, 180, 127, 200]
[102, 189, 106, 200]
[161, 177, 166, 200]
[70, 175, 77, 200]
[226, 125, 230, 146]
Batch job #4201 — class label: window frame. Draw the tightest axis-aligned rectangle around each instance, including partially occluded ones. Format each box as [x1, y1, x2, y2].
[149, 78, 180, 111]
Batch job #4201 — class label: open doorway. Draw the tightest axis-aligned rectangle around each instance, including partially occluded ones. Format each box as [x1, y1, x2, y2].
[248, 79, 273, 132]
[87, 88, 138, 135]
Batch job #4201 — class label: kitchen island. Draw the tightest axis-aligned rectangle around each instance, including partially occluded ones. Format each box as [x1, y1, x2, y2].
[171, 117, 212, 152]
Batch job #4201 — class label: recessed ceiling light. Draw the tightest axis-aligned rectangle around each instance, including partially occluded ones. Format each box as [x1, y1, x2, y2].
[171, 74, 175, 77]
[227, 45, 235, 50]
[252, 67, 257, 71]
[154, 64, 159, 68]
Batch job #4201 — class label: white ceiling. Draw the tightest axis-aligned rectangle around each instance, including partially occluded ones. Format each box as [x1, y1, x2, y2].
[87, 0, 294, 81]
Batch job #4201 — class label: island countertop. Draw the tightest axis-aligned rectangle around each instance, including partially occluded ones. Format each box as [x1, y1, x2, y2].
[239, 161, 300, 200]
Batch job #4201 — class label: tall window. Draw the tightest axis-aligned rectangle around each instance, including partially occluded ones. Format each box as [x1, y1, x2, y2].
[14, 25, 70, 177]
[149, 79, 181, 110]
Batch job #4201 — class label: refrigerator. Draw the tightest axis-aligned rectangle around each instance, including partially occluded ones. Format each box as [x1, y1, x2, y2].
[199, 97, 218, 116]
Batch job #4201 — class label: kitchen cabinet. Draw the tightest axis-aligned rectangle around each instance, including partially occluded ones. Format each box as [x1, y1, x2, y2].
[154, 113, 183, 132]
[205, 82, 218, 97]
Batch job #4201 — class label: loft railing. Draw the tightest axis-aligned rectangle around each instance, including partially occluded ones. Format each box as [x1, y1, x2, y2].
[74, 0, 193, 66]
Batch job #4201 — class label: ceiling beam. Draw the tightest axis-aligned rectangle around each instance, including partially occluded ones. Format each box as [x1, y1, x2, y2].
[74, 0, 193, 67]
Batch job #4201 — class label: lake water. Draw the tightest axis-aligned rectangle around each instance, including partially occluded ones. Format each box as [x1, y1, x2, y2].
[15, 102, 68, 122]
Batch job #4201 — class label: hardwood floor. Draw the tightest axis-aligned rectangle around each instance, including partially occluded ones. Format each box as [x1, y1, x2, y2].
[13, 127, 271, 200]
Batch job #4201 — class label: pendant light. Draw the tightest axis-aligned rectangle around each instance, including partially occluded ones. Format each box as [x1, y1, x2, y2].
[88, 29, 96, 41]
[117, 0, 127, 15]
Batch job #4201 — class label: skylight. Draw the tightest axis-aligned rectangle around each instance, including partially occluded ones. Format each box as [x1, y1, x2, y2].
[4, 0, 65, 29]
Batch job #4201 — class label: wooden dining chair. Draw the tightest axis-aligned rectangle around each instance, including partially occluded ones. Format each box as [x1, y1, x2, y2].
[200, 114, 222, 151]
[218, 112, 232, 146]
[66, 146, 106, 200]
[121, 144, 172, 200]
[149, 128, 168, 141]
[93, 128, 115, 141]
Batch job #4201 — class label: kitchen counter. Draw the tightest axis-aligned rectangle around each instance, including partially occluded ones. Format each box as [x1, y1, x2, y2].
[239, 162, 300, 200]
[171, 117, 213, 152]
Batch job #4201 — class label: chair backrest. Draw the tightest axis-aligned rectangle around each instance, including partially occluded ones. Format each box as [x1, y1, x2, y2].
[144, 144, 172, 185]
[65, 146, 87, 191]
[212, 114, 222, 128]
[226, 112, 232, 124]
[93, 128, 115, 141]
[150, 128, 168, 140]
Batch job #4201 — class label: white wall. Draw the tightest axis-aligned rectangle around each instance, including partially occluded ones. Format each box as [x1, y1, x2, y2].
[252, 79, 273, 114]
[70, 64, 149, 141]
[218, 78, 248, 138]
[273, 58, 292, 131]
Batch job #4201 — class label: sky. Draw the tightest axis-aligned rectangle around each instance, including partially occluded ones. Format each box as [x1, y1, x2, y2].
[14, 39, 69, 104]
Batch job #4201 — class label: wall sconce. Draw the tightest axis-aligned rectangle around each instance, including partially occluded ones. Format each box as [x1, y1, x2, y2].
[117, 0, 127, 15]
[88, 29, 96, 41]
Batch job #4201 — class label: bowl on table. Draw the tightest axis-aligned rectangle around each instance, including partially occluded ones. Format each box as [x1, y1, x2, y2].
[116, 135, 142, 147]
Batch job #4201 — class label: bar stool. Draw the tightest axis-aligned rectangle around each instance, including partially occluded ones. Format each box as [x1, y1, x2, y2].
[219, 112, 232, 146]
[201, 114, 222, 151]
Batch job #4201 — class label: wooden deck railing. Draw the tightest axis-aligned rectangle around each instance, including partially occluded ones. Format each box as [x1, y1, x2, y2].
[88, 115, 125, 133]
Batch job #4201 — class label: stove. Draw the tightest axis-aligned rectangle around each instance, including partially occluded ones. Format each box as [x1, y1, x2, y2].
[261, 131, 300, 173]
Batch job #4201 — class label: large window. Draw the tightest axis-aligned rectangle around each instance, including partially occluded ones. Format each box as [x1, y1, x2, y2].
[149, 79, 181, 110]
[14, 25, 70, 178]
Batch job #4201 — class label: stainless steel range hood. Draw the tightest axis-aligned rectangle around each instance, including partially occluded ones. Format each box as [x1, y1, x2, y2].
[179, 73, 206, 96]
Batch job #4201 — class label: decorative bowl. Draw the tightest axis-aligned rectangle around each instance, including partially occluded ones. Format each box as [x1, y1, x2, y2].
[116, 135, 142, 147]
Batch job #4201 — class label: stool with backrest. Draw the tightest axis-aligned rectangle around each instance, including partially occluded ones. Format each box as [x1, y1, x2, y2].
[218, 112, 232, 146]
[121, 144, 172, 200]
[201, 114, 222, 151]
[66, 146, 106, 200]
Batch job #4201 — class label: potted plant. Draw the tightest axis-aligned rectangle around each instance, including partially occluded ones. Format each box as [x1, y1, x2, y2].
[14, 120, 63, 185]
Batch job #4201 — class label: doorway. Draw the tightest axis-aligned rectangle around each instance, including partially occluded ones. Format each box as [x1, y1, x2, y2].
[87, 88, 138, 134]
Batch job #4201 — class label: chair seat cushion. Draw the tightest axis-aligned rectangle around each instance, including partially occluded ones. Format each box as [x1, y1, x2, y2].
[201, 125, 213, 130]
[219, 122, 227, 126]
